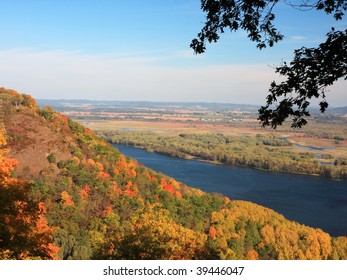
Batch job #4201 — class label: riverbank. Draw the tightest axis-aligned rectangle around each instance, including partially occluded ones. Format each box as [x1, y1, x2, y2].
[104, 131, 347, 180]
[122, 142, 332, 178]
[114, 144, 347, 237]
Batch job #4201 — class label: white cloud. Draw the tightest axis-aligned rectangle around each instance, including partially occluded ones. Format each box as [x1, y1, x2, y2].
[290, 35, 307, 42]
[0, 48, 345, 106]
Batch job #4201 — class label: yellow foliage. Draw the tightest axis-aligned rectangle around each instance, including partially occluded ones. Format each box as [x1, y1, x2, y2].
[102, 204, 207, 260]
[207, 201, 344, 260]
[0, 129, 6, 146]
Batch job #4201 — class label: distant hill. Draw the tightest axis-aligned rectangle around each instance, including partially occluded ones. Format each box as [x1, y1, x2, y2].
[327, 106, 347, 114]
[37, 99, 347, 116]
[1, 88, 346, 260]
[37, 99, 261, 113]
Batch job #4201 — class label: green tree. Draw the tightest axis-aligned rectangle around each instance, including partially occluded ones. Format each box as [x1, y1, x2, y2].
[191, 0, 346, 128]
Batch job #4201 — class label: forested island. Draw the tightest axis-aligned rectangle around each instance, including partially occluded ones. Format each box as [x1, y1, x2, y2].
[104, 131, 347, 180]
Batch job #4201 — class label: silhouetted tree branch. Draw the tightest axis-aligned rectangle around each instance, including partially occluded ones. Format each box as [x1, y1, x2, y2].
[259, 28, 347, 128]
[191, 0, 346, 128]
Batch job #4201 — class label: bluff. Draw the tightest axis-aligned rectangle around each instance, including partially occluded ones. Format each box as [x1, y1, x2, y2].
[0, 88, 346, 260]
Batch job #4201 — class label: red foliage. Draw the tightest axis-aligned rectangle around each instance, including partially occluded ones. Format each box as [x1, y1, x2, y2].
[60, 114, 69, 123]
[160, 178, 182, 197]
[84, 128, 95, 136]
[124, 188, 136, 197]
[80, 185, 91, 200]
[163, 183, 175, 195]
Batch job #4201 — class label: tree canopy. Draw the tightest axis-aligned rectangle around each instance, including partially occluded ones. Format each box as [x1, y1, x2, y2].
[1, 89, 347, 260]
[191, 0, 347, 128]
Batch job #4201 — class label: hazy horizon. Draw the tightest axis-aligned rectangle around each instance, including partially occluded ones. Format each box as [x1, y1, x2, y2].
[1, 0, 346, 106]
[36, 98, 347, 110]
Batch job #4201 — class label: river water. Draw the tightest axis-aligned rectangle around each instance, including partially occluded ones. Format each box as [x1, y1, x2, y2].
[114, 144, 347, 237]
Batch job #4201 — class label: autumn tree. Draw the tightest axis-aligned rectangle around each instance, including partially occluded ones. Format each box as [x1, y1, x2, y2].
[191, 0, 347, 128]
[0, 129, 59, 259]
[94, 204, 207, 260]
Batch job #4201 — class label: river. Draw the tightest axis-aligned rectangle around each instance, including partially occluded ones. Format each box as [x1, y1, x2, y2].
[113, 144, 347, 237]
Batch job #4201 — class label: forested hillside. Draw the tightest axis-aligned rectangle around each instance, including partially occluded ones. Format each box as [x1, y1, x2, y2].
[1, 88, 346, 260]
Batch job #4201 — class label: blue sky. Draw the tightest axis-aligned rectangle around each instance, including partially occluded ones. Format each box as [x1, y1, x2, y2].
[0, 0, 346, 105]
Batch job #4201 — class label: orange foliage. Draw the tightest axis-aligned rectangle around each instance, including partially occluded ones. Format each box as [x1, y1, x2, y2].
[35, 203, 60, 258]
[97, 171, 111, 181]
[124, 181, 138, 197]
[159, 177, 182, 198]
[116, 154, 127, 168]
[95, 162, 104, 171]
[60, 114, 69, 123]
[108, 183, 123, 199]
[61, 191, 75, 206]
[80, 185, 91, 200]
[124, 188, 136, 197]
[87, 158, 96, 166]
[103, 206, 113, 215]
[175, 191, 182, 199]
[145, 172, 152, 180]
[128, 168, 137, 177]
[1, 129, 60, 259]
[115, 188, 123, 196]
[83, 158, 96, 170]
[114, 168, 120, 175]
[209, 226, 217, 239]
[84, 128, 95, 136]
[145, 172, 157, 181]
[163, 183, 175, 194]
[160, 177, 167, 185]
[114, 155, 138, 178]
[0, 157, 18, 185]
[22, 94, 37, 108]
[169, 179, 180, 189]
[246, 250, 259, 260]
[0, 130, 19, 186]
